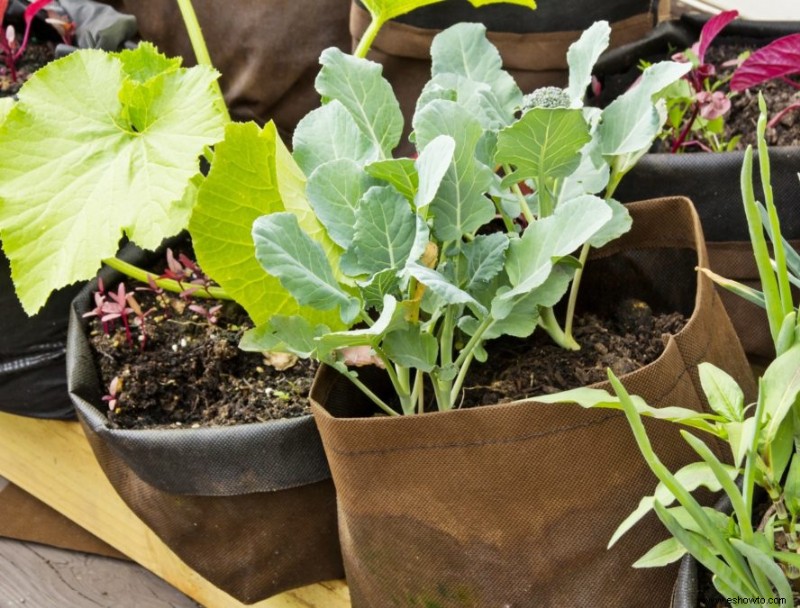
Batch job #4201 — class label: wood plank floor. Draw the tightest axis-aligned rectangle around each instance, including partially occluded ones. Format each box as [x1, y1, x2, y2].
[0, 537, 200, 607]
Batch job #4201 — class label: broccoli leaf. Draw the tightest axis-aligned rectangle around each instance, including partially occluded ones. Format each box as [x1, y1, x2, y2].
[292, 100, 377, 176]
[307, 159, 378, 249]
[495, 108, 591, 183]
[253, 212, 360, 324]
[430, 22, 522, 116]
[349, 186, 428, 274]
[315, 47, 403, 159]
[413, 100, 495, 240]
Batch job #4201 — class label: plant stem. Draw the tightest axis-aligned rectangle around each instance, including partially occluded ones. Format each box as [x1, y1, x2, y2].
[449, 349, 476, 406]
[101, 257, 233, 300]
[563, 242, 591, 341]
[671, 105, 699, 153]
[502, 165, 535, 224]
[344, 370, 399, 416]
[353, 16, 384, 59]
[174, 0, 230, 121]
[539, 307, 579, 350]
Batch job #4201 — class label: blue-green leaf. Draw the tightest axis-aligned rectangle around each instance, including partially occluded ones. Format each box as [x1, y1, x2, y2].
[365, 158, 418, 201]
[430, 22, 521, 115]
[566, 21, 611, 106]
[315, 47, 403, 158]
[383, 326, 439, 372]
[252, 212, 360, 323]
[307, 159, 377, 249]
[350, 186, 428, 274]
[495, 108, 591, 183]
[413, 100, 495, 240]
[292, 100, 377, 176]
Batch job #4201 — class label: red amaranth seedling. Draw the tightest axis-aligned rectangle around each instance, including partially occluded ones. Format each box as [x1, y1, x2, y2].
[83, 279, 153, 349]
[730, 33, 800, 129]
[0, 0, 55, 83]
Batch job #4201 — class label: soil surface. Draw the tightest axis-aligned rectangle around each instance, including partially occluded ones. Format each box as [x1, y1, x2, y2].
[706, 40, 800, 148]
[459, 299, 686, 407]
[0, 42, 55, 97]
[88, 288, 317, 430]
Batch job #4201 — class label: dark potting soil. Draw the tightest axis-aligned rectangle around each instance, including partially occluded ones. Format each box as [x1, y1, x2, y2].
[459, 299, 686, 407]
[0, 42, 55, 97]
[88, 289, 317, 430]
[705, 41, 800, 149]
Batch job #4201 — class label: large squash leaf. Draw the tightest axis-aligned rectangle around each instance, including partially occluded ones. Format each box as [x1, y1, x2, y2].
[0, 43, 225, 314]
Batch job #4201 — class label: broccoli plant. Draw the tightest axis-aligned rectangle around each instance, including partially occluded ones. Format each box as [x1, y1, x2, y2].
[193, 22, 689, 415]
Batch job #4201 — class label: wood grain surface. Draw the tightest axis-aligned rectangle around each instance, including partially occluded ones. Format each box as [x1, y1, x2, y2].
[0, 538, 199, 607]
[0, 413, 350, 608]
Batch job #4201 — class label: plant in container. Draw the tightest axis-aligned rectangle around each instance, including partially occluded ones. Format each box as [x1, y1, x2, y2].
[0, 0, 539, 601]
[211, 19, 756, 607]
[0, 0, 136, 421]
[593, 12, 800, 361]
[553, 96, 800, 608]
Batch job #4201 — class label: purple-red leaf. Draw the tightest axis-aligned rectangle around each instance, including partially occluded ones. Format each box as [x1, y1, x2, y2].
[23, 0, 52, 26]
[0, 0, 9, 24]
[697, 10, 738, 64]
[731, 33, 800, 92]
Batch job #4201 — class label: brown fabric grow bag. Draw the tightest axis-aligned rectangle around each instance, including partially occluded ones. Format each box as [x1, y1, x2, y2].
[350, 0, 669, 154]
[311, 197, 755, 608]
[67, 272, 343, 604]
[107, 0, 351, 140]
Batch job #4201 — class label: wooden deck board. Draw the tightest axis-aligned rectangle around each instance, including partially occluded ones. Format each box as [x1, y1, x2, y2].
[0, 538, 200, 607]
[0, 412, 350, 608]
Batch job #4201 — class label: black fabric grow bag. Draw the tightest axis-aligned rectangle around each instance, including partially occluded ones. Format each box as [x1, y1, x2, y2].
[66, 267, 343, 603]
[593, 15, 800, 361]
[0, 0, 137, 420]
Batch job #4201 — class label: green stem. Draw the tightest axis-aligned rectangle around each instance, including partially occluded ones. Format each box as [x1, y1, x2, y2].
[174, 0, 230, 122]
[539, 307, 579, 350]
[563, 242, 592, 339]
[453, 317, 492, 370]
[102, 257, 232, 300]
[412, 370, 425, 415]
[493, 196, 517, 232]
[503, 164, 534, 223]
[344, 371, 399, 416]
[354, 15, 384, 59]
[449, 349, 476, 407]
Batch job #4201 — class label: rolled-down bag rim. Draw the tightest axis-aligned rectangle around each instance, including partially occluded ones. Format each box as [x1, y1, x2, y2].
[67, 263, 332, 497]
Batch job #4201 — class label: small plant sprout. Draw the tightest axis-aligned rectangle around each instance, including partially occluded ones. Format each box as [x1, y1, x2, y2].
[731, 33, 800, 129]
[102, 375, 123, 412]
[0, 0, 53, 83]
[83, 281, 152, 349]
[656, 10, 741, 152]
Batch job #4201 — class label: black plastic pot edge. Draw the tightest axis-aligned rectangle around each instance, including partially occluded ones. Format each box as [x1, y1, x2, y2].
[66, 251, 333, 497]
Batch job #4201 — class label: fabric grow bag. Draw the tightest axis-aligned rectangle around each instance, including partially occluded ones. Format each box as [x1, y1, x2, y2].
[594, 15, 800, 361]
[67, 275, 343, 603]
[349, 0, 670, 153]
[311, 197, 756, 608]
[0, 0, 137, 420]
[107, 0, 351, 140]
